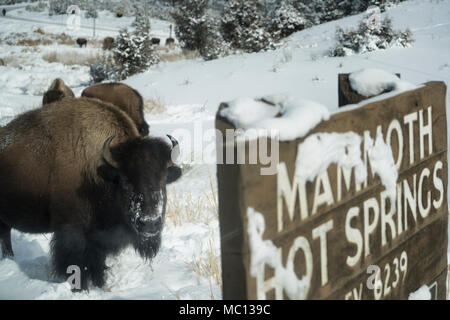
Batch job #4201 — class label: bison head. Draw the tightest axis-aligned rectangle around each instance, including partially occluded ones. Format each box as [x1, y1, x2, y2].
[98, 135, 181, 259]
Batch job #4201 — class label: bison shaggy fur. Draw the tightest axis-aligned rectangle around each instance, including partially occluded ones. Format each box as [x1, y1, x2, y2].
[0, 97, 181, 290]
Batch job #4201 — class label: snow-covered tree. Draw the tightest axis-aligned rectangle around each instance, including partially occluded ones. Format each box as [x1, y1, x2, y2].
[172, 0, 209, 51]
[303, 0, 345, 24]
[133, 4, 151, 35]
[171, 0, 228, 61]
[113, 28, 160, 80]
[199, 17, 229, 61]
[85, 3, 98, 19]
[48, 0, 69, 15]
[90, 54, 118, 83]
[221, 0, 274, 53]
[270, 2, 310, 39]
[329, 11, 414, 56]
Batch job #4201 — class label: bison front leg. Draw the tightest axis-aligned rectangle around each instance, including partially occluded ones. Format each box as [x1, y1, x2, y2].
[0, 220, 13, 258]
[84, 238, 108, 288]
[51, 228, 107, 291]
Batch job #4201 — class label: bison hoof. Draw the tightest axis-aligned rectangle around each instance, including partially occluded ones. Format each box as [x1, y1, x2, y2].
[1, 253, 14, 260]
[1, 249, 14, 259]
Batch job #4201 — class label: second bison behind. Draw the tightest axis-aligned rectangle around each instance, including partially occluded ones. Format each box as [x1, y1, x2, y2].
[82, 83, 150, 136]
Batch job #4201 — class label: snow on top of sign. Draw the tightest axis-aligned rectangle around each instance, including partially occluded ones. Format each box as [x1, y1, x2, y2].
[296, 130, 398, 206]
[247, 207, 310, 300]
[366, 130, 398, 203]
[219, 94, 330, 141]
[408, 285, 432, 300]
[296, 132, 367, 185]
[349, 68, 417, 97]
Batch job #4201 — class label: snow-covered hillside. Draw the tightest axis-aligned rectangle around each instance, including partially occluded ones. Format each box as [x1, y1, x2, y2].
[0, 0, 449, 299]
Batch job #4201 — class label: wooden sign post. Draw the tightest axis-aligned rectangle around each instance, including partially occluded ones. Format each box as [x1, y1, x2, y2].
[216, 82, 448, 300]
[338, 73, 401, 107]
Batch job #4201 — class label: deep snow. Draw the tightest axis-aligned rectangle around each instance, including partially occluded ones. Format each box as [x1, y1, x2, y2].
[0, 0, 449, 299]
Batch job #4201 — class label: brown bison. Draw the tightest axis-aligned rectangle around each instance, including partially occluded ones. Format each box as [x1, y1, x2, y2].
[116, 12, 123, 18]
[43, 78, 75, 105]
[165, 38, 175, 47]
[151, 38, 160, 46]
[81, 83, 149, 136]
[0, 97, 181, 291]
[103, 37, 115, 50]
[76, 38, 87, 48]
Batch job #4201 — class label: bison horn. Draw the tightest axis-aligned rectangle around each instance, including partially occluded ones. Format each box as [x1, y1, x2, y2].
[102, 135, 119, 169]
[166, 134, 180, 168]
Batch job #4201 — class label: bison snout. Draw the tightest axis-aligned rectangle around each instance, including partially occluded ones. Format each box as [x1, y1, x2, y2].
[137, 216, 162, 237]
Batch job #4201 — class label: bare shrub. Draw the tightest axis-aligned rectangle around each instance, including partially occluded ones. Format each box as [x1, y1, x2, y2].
[144, 96, 167, 114]
[185, 236, 222, 298]
[157, 47, 201, 63]
[166, 172, 218, 227]
[43, 50, 100, 66]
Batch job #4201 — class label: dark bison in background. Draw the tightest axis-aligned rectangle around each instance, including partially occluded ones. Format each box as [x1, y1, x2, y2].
[82, 83, 150, 136]
[151, 38, 160, 46]
[42, 78, 75, 105]
[2, 9, 5, 16]
[165, 38, 175, 46]
[76, 38, 87, 48]
[103, 37, 114, 50]
[0, 97, 181, 290]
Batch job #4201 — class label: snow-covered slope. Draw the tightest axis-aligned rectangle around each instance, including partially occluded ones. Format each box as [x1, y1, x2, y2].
[0, 0, 449, 299]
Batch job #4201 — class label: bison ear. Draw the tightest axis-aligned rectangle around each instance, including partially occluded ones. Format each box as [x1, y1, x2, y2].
[97, 164, 120, 184]
[139, 123, 149, 136]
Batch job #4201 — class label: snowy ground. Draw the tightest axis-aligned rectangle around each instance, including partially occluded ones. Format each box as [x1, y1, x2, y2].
[0, 0, 449, 299]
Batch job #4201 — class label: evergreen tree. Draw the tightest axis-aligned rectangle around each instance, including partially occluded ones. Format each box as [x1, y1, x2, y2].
[172, 0, 228, 61]
[172, 0, 209, 51]
[85, 3, 98, 19]
[221, 0, 274, 53]
[90, 54, 118, 83]
[305, 0, 345, 23]
[113, 28, 159, 80]
[133, 4, 151, 35]
[329, 11, 414, 56]
[48, 0, 69, 15]
[271, 2, 310, 39]
[199, 17, 229, 61]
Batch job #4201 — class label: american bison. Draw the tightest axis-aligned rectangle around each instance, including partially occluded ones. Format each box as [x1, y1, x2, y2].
[76, 38, 87, 48]
[116, 12, 123, 18]
[81, 83, 150, 136]
[0, 97, 181, 291]
[43, 78, 75, 105]
[103, 37, 114, 50]
[165, 38, 175, 47]
[151, 38, 160, 46]
[2, 9, 6, 16]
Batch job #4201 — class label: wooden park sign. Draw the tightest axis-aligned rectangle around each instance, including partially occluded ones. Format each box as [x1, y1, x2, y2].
[216, 81, 448, 300]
